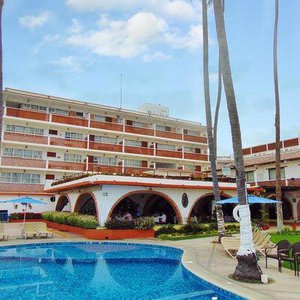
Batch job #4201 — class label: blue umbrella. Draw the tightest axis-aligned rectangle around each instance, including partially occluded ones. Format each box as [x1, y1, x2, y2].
[0, 197, 46, 223]
[217, 195, 282, 205]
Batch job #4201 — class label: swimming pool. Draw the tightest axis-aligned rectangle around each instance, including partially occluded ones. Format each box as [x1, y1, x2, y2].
[0, 242, 244, 299]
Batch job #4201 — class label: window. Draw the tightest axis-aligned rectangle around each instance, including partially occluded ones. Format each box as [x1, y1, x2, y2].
[185, 165, 196, 171]
[0, 173, 41, 184]
[268, 168, 285, 180]
[125, 140, 142, 147]
[75, 112, 84, 117]
[21, 104, 47, 112]
[245, 171, 255, 182]
[94, 115, 106, 122]
[132, 121, 146, 128]
[94, 136, 117, 144]
[124, 160, 142, 167]
[65, 132, 83, 140]
[94, 157, 116, 165]
[184, 147, 198, 153]
[184, 129, 200, 137]
[49, 107, 68, 115]
[156, 144, 176, 151]
[3, 148, 42, 159]
[64, 154, 82, 163]
[49, 130, 58, 135]
[6, 125, 44, 136]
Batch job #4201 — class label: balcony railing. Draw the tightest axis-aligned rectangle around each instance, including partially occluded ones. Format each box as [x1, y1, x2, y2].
[184, 153, 208, 161]
[0, 183, 45, 193]
[156, 130, 182, 140]
[124, 146, 154, 156]
[156, 149, 183, 159]
[88, 164, 122, 174]
[125, 125, 154, 136]
[1, 157, 46, 168]
[249, 178, 300, 188]
[48, 161, 86, 171]
[183, 134, 207, 144]
[6, 107, 49, 122]
[52, 114, 88, 127]
[89, 141, 122, 152]
[90, 120, 123, 132]
[50, 137, 87, 149]
[4, 132, 48, 144]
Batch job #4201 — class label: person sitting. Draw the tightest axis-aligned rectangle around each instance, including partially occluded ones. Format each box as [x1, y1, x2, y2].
[123, 212, 133, 221]
[159, 212, 167, 224]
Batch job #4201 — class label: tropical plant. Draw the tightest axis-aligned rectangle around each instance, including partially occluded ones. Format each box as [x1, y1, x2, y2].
[133, 217, 155, 230]
[202, 0, 226, 241]
[273, 0, 284, 232]
[105, 218, 134, 229]
[212, 0, 262, 281]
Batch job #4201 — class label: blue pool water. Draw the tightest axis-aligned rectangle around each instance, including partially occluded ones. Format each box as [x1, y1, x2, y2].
[0, 242, 244, 300]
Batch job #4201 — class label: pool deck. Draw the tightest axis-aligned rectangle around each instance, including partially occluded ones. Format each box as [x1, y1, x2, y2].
[0, 232, 299, 300]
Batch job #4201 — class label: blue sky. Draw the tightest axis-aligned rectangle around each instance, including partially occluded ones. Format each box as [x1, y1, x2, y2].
[3, 0, 300, 155]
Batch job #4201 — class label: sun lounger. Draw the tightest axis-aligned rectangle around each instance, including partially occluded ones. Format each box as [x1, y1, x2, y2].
[22, 223, 37, 239]
[35, 222, 54, 238]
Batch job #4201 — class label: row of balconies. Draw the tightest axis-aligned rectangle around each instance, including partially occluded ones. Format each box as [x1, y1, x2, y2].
[248, 178, 300, 188]
[5, 107, 207, 143]
[3, 132, 208, 161]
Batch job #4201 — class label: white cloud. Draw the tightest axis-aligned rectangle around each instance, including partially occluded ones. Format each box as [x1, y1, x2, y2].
[19, 11, 51, 29]
[143, 52, 171, 62]
[34, 34, 61, 54]
[66, 13, 203, 59]
[52, 56, 91, 72]
[69, 18, 82, 34]
[65, 0, 199, 21]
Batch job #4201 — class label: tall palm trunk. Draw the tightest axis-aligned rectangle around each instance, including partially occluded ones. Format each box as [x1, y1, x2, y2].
[213, 0, 262, 281]
[0, 0, 3, 150]
[274, 0, 283, 231]
[202, 0, 225, 240]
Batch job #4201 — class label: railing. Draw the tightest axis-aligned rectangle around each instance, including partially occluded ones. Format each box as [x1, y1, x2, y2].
[0, 183, 45, 192]
[90, 120, 123, 132]
[6, 107, 49, 121]
[1, 157, 46, 168]
[87, 164, 122, 174]
[156, 130, 182, 140]
[156, 149, 182, 158]
[4, 132, 48, 144]
[48, 161, 86, 171]
[125, 125, 154, 136]
[89, 141, 122, 152]
[52, 114, 88, 127]
[184, 153, 208, 161]
[50, 137, 87, 149]
[183, 134, 207, 144]
[249, 178, 300, 188]
[124, 146, 154, 156]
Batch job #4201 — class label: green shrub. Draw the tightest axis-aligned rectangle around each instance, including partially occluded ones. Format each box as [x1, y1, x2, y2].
[225, 224, 240, 231]
[134, 217, 155, 230]
[155, 225, 178, 236]
[208, 223, 218, 230]
[105, 218, 134, 229]
[9, 212, 21, 220]
[180, 223, 206, 235]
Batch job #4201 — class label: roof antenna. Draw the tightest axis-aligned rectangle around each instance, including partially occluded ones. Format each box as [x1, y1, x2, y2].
[119, 72, 123, 109]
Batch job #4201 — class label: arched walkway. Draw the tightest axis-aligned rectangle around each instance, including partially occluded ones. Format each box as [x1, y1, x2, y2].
[107, 191, 182, 224]
[188, 192, 232, 223]
[74, 193, 99, 221]
[267, 194, 293, 220]
[56, 195, 71, 212]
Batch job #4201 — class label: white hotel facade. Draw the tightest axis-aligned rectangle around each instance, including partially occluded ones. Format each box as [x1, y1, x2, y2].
[0, 88, 243, 224]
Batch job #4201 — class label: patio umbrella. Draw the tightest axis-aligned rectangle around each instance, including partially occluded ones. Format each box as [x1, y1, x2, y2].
[0, 196, 46, 223]
[216, 195, 282, 205]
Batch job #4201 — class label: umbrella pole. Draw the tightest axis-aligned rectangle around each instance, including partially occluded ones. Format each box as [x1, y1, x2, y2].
[23, 204, 27, 225]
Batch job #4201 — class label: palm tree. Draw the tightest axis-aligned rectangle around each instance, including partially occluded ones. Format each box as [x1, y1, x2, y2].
[212, 0, 262, 281]
[0, 0, 4, 149]
[273, 0, 283, 231]
[202, 0, 225, 240]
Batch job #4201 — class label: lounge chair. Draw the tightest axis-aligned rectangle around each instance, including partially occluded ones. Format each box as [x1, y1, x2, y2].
[279, 242, 300, 276]
[0, 225, 8, 241]
[22, 223, 37, 239]
[265, 240, 291, 271]
[36, 222, 54, 238]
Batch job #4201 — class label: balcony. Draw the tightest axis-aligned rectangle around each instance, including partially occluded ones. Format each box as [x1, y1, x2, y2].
[52, 114, 88, 127]
[48, 161, 86, 171]
[125, 125, 154, 136]
[50, 137, 87, 149]
[0, 183, 45, 193]
[89, 141, 122, 152]
[183, 134, 207, 144]
[156, 130, 182, 140]
[156, 149, 183, 159]
[4, 132, 48, 144]
[249, 178, 300, 188]
[184, 153, 208, 161]
[1, 157, 46, 168]
[124, 146, 154, 156]
[90, 120, 123, 132]
[6, 107, 49, 122]
[88, 164, 122, 174]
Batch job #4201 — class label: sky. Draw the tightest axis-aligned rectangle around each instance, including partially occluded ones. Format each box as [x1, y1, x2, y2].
[3, 0, 300, 155]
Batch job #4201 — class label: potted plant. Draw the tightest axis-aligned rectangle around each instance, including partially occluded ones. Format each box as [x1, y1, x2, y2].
[259, 209, 270, 230]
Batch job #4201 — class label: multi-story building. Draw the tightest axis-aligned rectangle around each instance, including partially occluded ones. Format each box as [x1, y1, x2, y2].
[217, 137, 300, 220]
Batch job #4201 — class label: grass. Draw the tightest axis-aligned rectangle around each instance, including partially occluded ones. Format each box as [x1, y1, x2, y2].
[158, 232, 219, 241]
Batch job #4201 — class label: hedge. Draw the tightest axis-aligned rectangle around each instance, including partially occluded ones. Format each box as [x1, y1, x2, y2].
[105, 217, 155, 230]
